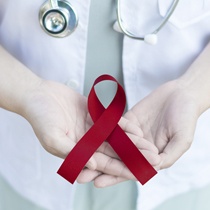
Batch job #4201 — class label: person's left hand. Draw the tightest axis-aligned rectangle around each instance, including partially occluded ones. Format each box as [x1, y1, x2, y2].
[77, 116, 161, 186]
[87, 79, 202, 187]
[21, 79, 160, 182]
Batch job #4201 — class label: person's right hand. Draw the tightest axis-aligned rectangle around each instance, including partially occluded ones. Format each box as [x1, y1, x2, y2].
[77, 116, 161, 185]
[20, 79, 99, 169]
[20, 79, 160, 182]
[0, 46, 163, 184]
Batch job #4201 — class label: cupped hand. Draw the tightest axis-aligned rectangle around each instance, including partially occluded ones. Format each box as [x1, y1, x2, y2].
[21, 80, 96, 169]
[21, 79, 157, 179]
[89, 79, 202, 187]
[77, 117, 161, 187]
[125, 80, 200, 169]
[22, 79, 185, 187]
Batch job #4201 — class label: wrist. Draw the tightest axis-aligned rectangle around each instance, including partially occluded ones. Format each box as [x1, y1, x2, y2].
[0, 45, 43, 115]
[177, 43, 210, 113]
[13, 74, 43, 116]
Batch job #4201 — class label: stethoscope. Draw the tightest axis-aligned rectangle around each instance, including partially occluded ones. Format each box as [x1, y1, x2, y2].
[39, 0, 179, 44]
[39, 0, 78, 37]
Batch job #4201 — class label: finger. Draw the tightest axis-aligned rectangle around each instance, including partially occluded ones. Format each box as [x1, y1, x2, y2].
[140, 149, 162, 167]
[127, 134, 159, 154]
[97, 117, 144, 159]
[95, 138, 161, 175]
[94, 174, 128, 188]
[93, 152, 136, 180]
[86, 156, 98, 170]
[96, 135, 151, 160]
[97, 142, 119, 159]
[97, 129, 158, 161]
[77, 168, 102, 183]
[122, 133, 161, 166]
[42, 133, 97, 170]
[41, 133, 76, 159]
[159, 134, 193, 169]
[119, 117, 143, 138]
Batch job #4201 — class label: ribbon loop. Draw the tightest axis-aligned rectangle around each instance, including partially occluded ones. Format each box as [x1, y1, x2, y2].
[58, 74, 157, 185]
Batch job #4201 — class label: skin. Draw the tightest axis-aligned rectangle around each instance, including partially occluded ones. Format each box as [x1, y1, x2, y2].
[87, 42, 210, 187]
[1, 41, 210, 188]
[0, 45, 160, 181]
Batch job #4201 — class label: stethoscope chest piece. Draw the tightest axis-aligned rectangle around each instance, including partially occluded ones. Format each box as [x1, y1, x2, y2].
[39, 0, 78, 38]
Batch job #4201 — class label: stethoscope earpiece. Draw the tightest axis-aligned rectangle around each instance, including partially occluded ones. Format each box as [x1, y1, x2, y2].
[39, 0, 78, 38]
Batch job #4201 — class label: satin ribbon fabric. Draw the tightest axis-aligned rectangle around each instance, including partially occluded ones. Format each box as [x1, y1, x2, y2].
[57, 74, 157, 185]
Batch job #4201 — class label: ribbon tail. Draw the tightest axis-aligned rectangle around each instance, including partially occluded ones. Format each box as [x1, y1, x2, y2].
[108, 125, 157, 185]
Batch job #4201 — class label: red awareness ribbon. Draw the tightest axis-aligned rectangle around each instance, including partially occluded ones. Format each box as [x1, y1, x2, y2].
[57, 74, 157, 185]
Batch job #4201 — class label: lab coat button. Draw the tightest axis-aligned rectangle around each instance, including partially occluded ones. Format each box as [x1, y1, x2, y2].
[65, 79, 79, 89]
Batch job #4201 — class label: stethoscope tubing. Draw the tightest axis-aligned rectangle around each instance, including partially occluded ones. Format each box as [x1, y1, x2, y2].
[116, 0, 180, 40]
[39, 0, 179, 41]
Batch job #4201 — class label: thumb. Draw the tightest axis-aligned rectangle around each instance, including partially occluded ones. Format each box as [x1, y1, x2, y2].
[41, 133, 97, 170]
[159, 132, 194, 169]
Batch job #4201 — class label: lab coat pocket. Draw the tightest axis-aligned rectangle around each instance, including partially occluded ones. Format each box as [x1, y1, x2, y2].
[158, 0, 210, 29]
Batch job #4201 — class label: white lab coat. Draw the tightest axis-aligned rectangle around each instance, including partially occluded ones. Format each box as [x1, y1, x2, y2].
[1, 0, 210, 210]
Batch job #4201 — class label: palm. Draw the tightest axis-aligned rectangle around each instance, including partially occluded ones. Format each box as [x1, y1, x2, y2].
[22, 80, 140, 179]
[22, 80, 91, 159]
[125, 80, 200, 169]
[89, 80, 201, 187]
